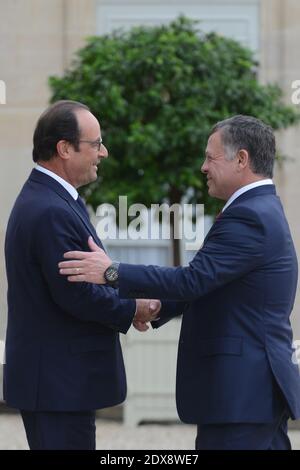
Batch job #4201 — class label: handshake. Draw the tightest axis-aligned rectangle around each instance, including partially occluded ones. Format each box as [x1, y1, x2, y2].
[133, 299, 161, 332]
[57, 236, 162, 332]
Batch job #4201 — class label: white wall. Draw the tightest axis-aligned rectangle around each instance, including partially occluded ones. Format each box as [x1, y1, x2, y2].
[96, 0, 260, 51]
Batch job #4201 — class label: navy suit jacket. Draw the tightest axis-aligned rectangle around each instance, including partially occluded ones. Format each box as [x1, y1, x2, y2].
[118, 185, 300, 424]
[4, 169, 135, 411]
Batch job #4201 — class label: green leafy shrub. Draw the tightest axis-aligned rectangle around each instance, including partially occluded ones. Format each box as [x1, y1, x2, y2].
[49, 16, 300, 263]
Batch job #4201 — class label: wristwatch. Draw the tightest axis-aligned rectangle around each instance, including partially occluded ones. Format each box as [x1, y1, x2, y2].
[104, 261, 120, 288]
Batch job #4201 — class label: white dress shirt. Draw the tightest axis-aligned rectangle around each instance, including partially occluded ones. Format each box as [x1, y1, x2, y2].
[35, 164, 78, 200]
[222, 179, 274, 213]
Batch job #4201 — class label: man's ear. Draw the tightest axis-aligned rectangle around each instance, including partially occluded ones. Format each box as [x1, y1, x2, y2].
[56, 140, 71, 160]
[237, 149, 249, 171]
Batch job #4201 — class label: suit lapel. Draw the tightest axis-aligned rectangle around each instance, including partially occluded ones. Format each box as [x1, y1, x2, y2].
[202, 185, 277, 246]
[202, 216, 221, 245]
[67, 198, 104, 249]
[29, 169, 104, 249]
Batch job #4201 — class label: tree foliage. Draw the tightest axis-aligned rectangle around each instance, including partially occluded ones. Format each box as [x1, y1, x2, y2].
[49, 16, 299, 216]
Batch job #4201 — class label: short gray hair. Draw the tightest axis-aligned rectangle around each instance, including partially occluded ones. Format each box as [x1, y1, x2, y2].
[210, 115, 276, 178]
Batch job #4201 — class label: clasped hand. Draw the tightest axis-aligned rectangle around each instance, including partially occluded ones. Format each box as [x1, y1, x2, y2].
[134, 299, 161, 332]
[58, 236, 161, 332]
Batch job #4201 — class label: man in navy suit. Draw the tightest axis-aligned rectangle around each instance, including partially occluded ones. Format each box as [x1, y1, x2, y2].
[4, 100, 160, 449]
[59, 115, 300, 449]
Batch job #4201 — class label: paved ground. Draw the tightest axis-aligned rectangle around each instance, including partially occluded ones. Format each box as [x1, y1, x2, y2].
[1, 412, 300, 450]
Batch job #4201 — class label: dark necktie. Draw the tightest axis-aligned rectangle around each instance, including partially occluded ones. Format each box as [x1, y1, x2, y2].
[76, 196, 90, 221]
[75, 196, 104, 250]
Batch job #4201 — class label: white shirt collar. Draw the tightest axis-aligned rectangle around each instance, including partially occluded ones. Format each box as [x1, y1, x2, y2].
[222, 179, 274, 213]
[35, 164, 78, 200]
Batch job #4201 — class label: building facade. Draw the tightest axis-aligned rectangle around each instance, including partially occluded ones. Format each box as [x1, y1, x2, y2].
[1, 0, 300, 407]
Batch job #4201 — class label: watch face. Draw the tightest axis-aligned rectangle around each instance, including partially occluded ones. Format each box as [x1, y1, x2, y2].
[106, 265, 118, 282]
